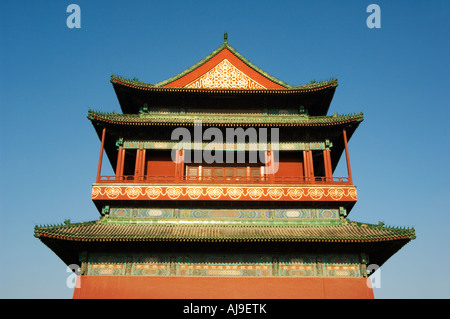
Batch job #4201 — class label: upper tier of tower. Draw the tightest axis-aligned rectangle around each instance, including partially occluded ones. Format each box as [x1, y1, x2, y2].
[111, 34, 337, 116]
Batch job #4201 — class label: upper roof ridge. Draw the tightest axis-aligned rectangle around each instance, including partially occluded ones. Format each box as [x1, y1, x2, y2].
[150, 35, 294, 89]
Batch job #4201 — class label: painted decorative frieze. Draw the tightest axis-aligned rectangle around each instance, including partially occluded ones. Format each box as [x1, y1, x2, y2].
[185, 59, 266, 89]
[84, 252, 362, 278]
[92, 185, 357, 202]
[108, 208, 340, 220]
[121, 140, 326, 151]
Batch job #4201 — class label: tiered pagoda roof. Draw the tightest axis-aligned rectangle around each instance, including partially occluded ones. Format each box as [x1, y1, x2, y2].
[112, 74, 338, 93]
[88, 110, 363, 127]
[35, 219, 415, 243]
[34, 218, 415, 268]
[35, 35, 415, 291]
[111, 35, 338, 116]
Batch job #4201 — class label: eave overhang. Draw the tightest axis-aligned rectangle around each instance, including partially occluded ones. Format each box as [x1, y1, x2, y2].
[110, 40, 338, 116]
[35, 219, 415, 269]
[88, 110, 362, 127]
[88, 110, 363, 175]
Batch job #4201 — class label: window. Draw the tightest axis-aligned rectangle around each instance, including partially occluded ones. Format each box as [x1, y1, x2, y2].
[214, 168, 224, 181]
[187, 167, 198, 180]
[236, 168, 246, 181]
[251, 167, 261, 182]
[185, 165, 264, 182]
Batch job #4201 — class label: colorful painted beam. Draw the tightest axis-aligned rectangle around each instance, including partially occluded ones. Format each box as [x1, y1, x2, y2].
[121, 140, 328, 151]
[92, 185, 357, 201]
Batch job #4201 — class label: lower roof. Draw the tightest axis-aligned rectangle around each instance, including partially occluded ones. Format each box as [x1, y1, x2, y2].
[35, 218, 414, 244]
[35, 218, 415, 269]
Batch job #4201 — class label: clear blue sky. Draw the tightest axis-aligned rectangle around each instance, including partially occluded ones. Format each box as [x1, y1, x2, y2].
[0, 0, 449, 299]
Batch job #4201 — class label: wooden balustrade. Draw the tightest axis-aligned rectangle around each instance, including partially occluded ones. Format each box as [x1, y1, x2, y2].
[97, 175, 350, 185]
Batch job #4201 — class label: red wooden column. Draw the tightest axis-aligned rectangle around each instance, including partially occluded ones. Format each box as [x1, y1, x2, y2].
[343, 129, 353, 184]
[270, 151, 275, 183]
[175, 150, 184, 182]
[174, 151, 179, 182]
[141, 149, 146, 181]
[308, 150, 315, 183]
[271, 150, 278, 183]
[134, 149, 142, 182]
[178, 150, 183, 182]
[264, 151, 269, 180]
[302, 150, 315, 183]
[121, 149, 126, 178]
[96, 127, 106, 183]
[115, 148, 125, 181]
[265, 151, 275, 183]
[180, 150, 185, 182]
[115, 149, 121, 180]
[322, 150, 328, 182]
[302, 150, 309, 183]
[326, 149, 333, 180]
[323, 149, 333, 182]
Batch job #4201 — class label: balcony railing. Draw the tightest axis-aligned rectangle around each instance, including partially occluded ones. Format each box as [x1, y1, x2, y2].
[97, 175, 350, 185]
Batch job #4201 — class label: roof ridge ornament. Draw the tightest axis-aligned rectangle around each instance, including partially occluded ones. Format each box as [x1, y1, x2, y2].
[224, 32, 228, 44]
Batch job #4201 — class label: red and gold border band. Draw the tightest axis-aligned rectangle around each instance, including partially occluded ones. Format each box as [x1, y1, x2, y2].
[92, 185, 357, 201]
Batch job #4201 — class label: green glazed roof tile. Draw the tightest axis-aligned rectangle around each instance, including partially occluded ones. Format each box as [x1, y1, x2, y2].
[34, 219, 415, 243]
[110, 40, 338, 91]
[87, 110, 363, 127]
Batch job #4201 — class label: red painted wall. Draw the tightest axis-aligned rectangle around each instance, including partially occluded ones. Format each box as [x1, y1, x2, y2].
[275, 152, 303, 178]
[73, 276, 374, 299]
[145, 151, 176, 177]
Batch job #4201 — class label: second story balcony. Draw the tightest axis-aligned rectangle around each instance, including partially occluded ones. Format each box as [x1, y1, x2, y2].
[93, 157, 356, 202]
[93, 133, 356, 203]
[97, 174, 351, 185]
[92, 175, 357, 203]
[96, 147, 353, 186]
